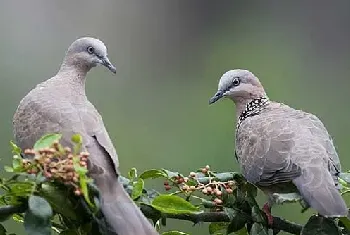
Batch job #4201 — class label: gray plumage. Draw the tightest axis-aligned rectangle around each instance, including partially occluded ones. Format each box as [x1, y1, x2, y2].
[209, 69, 348, 217]
[13, 37, 158, 235]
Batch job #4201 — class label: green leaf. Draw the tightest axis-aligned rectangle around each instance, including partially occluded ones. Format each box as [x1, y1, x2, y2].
[74, 165, 88, 174]
[223, 208, 237, 220]
[162, 169, 180, 179]
[71, 134, 82, 144]
[8, 182, 34, 197]
[12, 155, 22, 172]
[139, 169, 167, 180]
[244, 183, 257, 198]
[71, 134, 83, 155]
[234, 227, 249, 235]
[12, 214, 24, 223]
[249, 223, 268, 235]
[72, 156, 94, 209]
[227, 210, 247, 234]
[339, 172, 350, 184]
[79, 174, 94, 209]
[0, 224, 6, 235]
[24, 196, 52, 235]
[251, 206, 265, 224]
[185, 178, 197, 186]
[162, 231, 189, 235]
[132, 178, 144, 200]
[60, 230, 80, 235]
[4, 166, 13, 172]
[339, 217, 350, 231]
[209, 222, 229, 234]
[10, 141, 21, 155]
[128, 167, 138, 180]
[301, 215, 341, 235]
[24, 210, 51, 235]
[33, 133, 62, 150]
[200, 198, 216, 208]
[39, 183, 78, 221]
[0, 211, 11, 223]
[28, 196, 52, 220]
[151, 195, 201, 214]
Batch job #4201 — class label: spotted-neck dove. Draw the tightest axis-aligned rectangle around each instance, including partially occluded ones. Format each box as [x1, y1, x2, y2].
[209, 69, 348, 219]
[13, 37, 158, 235]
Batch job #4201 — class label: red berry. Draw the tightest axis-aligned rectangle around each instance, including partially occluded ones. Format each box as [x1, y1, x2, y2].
[44, 172, 52, 178]
[214, 198, 222, 205]
[64, 147, 72, 154]
[206, 187, 212, 194]
[165, 185, 171, 191]
[80, 152, 90, 158]
[226, 188, 233, 194]
[66, 172, 74, 180]
[177, 177, 184, 184]
[74, 189, 82, 196]
[215, 190, 222, 197]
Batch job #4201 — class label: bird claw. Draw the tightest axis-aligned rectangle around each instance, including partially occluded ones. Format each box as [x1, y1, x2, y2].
[262, 203, 274, 226]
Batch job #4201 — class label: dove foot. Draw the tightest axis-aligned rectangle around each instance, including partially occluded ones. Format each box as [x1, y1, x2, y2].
[262, 202, 273, 226]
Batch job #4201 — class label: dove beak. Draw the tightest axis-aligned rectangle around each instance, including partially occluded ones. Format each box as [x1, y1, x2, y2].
[101, 56, 117, 74]
[209, 91, 224, 104]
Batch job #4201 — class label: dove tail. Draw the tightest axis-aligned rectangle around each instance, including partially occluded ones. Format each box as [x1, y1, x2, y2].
[292, 171, 348, 217]
[100, 181, 159, 235]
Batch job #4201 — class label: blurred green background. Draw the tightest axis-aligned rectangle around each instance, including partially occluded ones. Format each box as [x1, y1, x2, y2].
[1, 1, 350, 234]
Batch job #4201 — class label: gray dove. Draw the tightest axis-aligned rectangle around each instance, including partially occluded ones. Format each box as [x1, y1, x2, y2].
[13, 37, 159, 235]
[209, 69, 348, 223]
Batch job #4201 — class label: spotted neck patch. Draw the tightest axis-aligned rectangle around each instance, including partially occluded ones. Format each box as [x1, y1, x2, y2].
[237, 97, 270, 129]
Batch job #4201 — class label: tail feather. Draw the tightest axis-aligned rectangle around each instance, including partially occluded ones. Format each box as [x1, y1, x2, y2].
[292, 167, 348, 217]
[100, 181, 159, 235]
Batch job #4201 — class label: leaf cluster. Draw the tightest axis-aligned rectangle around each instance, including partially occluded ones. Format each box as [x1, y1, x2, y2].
[1, 134, 350, 235]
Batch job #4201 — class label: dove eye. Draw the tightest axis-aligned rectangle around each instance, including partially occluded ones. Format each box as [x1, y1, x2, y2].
[87, 46, 94, 54]
[232, 77, 240, 86]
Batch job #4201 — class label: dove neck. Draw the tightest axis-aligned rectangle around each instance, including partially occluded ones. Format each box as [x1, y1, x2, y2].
[236, 96, 270, 127]
[56, 64, 89, 97]
[58, 54, 92, 78]
[59, 62, 89, 77]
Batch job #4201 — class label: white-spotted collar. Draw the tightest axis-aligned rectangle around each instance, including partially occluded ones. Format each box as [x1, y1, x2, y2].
[237, 97, 270, 129]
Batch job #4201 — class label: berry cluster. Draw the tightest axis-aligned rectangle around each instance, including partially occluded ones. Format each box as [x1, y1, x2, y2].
[23, 141, 89, 196]
[163, 165, 237, 207]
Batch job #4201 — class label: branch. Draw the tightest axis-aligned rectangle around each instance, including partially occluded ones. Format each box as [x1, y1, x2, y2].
[0, 204, 27, 216]
[120, 173, 303, 234]
[140, 204, 302, 235]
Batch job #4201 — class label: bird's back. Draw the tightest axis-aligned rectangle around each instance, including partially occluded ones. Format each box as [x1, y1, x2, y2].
[12, 37, 160, 235]
[13, 76, 103, 152]
[13, 78, 63, 149]
[210, 69, 348, 217]
[235, 102, 341, 187]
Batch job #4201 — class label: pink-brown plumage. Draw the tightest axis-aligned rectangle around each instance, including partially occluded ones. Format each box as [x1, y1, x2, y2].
[209, 69, 348, 217]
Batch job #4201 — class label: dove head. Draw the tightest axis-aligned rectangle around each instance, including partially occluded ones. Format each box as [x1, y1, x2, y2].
[209, 69, 266, 105]
[61, 37, 116, 74]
